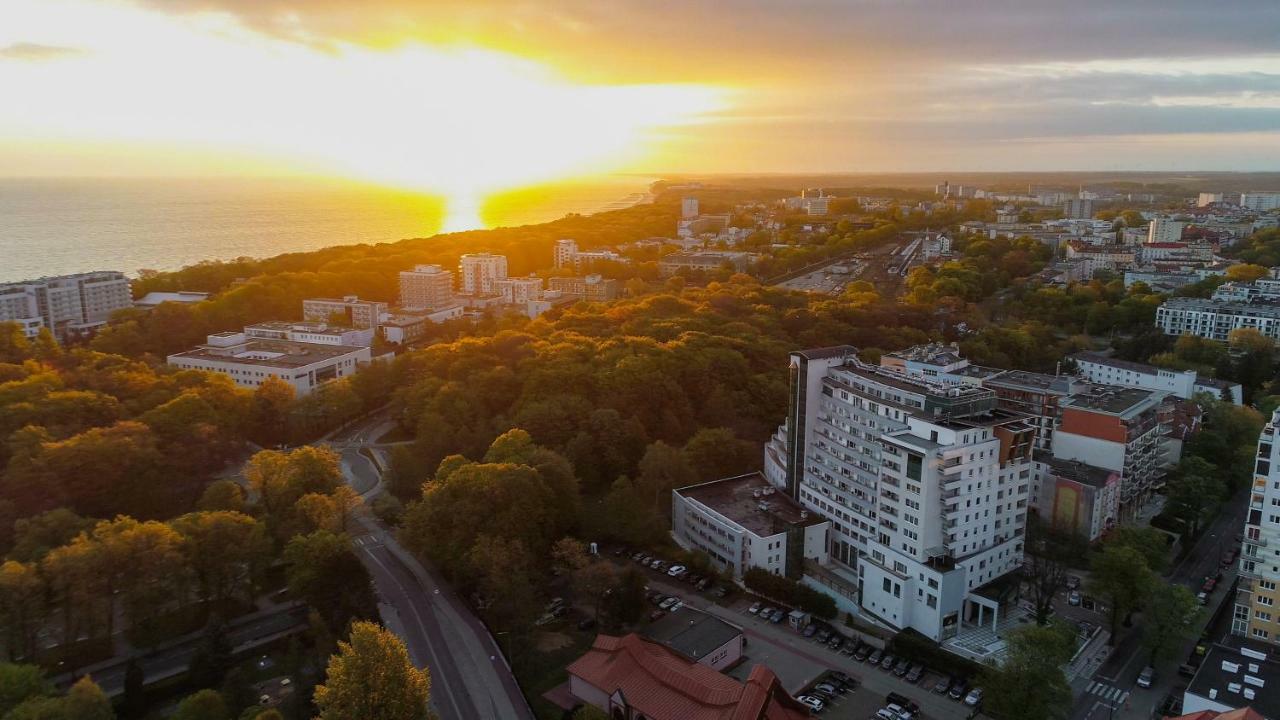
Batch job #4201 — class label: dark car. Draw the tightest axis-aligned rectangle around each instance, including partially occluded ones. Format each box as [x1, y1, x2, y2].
[886, 693, 920, 714]
[905, 664, 924, 684]
[854, 643, 873, 661]
[815, 627, 831, 642]
[893, 658, 911, 676]
[933, 676, 952, 694]
[841, 642, 857, 656]
[828, 636, 844, 651]
[868, 648, 884, 665]
[880, 653, 896, 670]
[770, 609, 785, 623]
[828, 671, 853, 686]
[803, 624, 818, 638]
[949, 679, 970, 700]
[697, 578, 712, 591]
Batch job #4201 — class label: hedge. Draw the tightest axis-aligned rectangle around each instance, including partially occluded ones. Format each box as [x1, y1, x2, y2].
[887, 629, 985, 679]
[743, 568, 837, 619]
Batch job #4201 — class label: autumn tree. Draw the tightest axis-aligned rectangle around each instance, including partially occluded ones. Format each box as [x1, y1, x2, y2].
[171, 511, 269, 606]
[313, 621, 431, 720]
[172, 689, 229, 720]
[682, 427, 759, 481]
[636, 441, 696, 514]
[283, 531, 377, 633]
[0, 562, 44, 661]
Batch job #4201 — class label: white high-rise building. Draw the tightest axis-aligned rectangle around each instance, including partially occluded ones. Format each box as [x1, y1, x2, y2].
[681, 197, 700, 219]
[399, 264, 455, 310]
[777, 347, 1036, 642]
[1240, 192, 1280, 212]
[0, 271, 132, 341]
[1147, 218, 1185, 244]
[1197, 192, 1224, 207]
[458, 253, 509, 295]
[554, 239, 579, 269]
[1231, 408, 1280, 644]
[494, 276, 543, 305]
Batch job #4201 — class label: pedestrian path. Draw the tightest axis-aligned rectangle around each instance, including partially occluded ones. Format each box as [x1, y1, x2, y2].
[1085, 681, 1129, 705]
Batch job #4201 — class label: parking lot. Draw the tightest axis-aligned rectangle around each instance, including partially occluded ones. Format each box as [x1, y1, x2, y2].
[619, 548, 984, 719]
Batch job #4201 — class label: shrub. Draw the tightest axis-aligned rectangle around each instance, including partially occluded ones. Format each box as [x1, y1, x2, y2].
[743, 568, 837, 619]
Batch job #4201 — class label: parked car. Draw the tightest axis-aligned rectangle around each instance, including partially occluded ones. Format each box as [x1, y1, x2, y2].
[885, 702, 915, 719]
[696, 578, 712, 591]
[770, 609, 785, 623]
[841, 642, 857, 656]
[796, 695, 825, 714]
[905, 664, 924, 684]
[759, 606, 774, 618]
[885, 693, 920, 714]
[1066, 575, 1081, 590]
[880, 653, 896, 670]
[949, 679, 969, 700]
[648, 559, 662, 569]
[631, 552, 645, 562]
[1178, 663, 1199, 678]
[658, 597, 679, 611]
[648, 610, 665, 621]
[813, 682, 841, 696]
[828, 636, 843, 651]
[1068, 590, 1081, 606]
[711, 586, 728, 598]
[933, 676, 953, 694]
[868, 648, 884, 665]
[1197, 591, 1209, 605]
[801, 624, 817, 638]
[964, 688, 984, 707]
[874, 709, 898, 720]
[1202, 577, 1217, 593]
[815, 627, 831, 642]
[828, 671, 853, 687]
[666, 564, 687, 577]
[854, 643, 873, 661]
[1137, 666, 1155, 688]
[748, 601, 762, 615]
[893, 658, 911, 676]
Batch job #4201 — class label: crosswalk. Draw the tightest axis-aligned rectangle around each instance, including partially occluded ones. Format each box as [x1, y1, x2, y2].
[1086, 681, 1129, 704]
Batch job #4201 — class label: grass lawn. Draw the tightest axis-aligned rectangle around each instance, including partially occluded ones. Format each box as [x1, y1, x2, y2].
[511, 624, 597, 720]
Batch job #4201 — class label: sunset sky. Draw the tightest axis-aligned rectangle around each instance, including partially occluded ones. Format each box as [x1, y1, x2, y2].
[4, 0, 1280, 190]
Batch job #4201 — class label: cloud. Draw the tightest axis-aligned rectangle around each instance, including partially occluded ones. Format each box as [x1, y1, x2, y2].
[0, 42, 84, 61]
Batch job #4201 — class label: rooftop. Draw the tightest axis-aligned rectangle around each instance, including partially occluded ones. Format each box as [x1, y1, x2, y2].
[676, 472, 826, 538]
[985, 369, 1076, 394]
[169, 338, 363, 369]
[246, 320, 355, 337]
[1033, 451, 1117, 488]
[883, 342, 965, 366]
[1072, 351, 1180, 376]
[1061, 384, 1161, 416]
[1184, 638, 1280, 718]
[566, 633, 809, 720]
[644, 607, 743, 664]
[792, 345, 858, 361]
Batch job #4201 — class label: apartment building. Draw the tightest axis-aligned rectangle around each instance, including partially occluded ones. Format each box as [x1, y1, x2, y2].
[494, 276, 543, 305]
[1063, 198, 1094, 220]
[1156, 297, 1280, 343]
[1214, 279, 1280, 303]
[547, 274, 619, 302]
[1072, 351, 1243, 404]
[552, 239, 624, 270]
[982, 370, 1086, 451]
[1031, 452, 1120, 541]
[784, 347, 1036, 641]
[1148, 218, 1186, 244]
[1231, 409, 1280, 645]
[243, 320, 374, 347]
[301, 296, 387, 329]
[672, 473, 829, 580]
[167, 329, 370, 395]
[458, 253, 509, 295]
[1051, 386, 1166, 519]
[398, 264, 455, 310]
[0, 271, 132, 341]
[1240, 192, 1280, 212]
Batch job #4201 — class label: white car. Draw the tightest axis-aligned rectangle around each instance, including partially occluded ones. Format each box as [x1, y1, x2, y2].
[796, 695, 825, 713]
[1137, 666, 1155, 688]
[666, 564, 687, 577]
[1068, 590, 1081, 606]
[964, 688, 984, 706]
[748, 601, 762, 614]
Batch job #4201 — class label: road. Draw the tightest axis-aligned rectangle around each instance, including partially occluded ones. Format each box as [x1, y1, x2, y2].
[54, 604, 308, 698]
[330, 413, 535, 720]
[1070, 490, 1249, 720]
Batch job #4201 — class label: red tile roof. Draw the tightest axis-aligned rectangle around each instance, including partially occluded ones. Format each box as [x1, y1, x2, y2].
[1166, 709, 1266, 720]
[567, 634, 811, 720]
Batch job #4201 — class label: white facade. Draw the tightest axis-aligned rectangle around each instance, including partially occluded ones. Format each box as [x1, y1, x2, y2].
[1157, 297, 1280, 343]
[784, 348, 1035, 641]
[244, 321, 374, 347]
[1241, 192, 1280, 211]
[553, 239, 578, 269]
[458, 253, 509, 295]
[1072, 352, 1242, 404]
[168, 331, 371, 395]
[1198, 192, 1224, 207]
[681, 197, 700, 218]
[1147, 218, 1186, 244]
[399, 265, 455, 310]
[302, 296, 387, 329]
[671, 473, 828, 580]
[0, 271, 132, 341]
[1232, 409, 1280, 644]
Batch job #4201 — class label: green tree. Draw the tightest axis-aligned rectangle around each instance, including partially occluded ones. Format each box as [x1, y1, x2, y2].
[605, 567, 648, 629]
[8, 509, 91, 563]
[1107, 526, 1171, 574]
[0, 562, 44, 661]
[1165, 457, 1225, 538]
[681, 428, 758, 481]
[249, 377, 295, 447]
[1142, 585, 1202, 666]
[313, 621, 431, 720]
[0, 664, 51, 716]
[196, 480, 247, 513]
[1022, 518, 1074, 626]
[0, 323, 31, 365]
[171, 511, 269, 605]
[61, 676, 114, 720]
[283, 531, 377, 633]
[981, 621, 1076, 720]
[1090, 545, 1154, 641]
[172, 689, 229, 720]
[636, 441, 696, 514]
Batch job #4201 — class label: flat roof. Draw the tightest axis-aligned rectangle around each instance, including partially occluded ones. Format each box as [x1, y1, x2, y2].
[1062, 385, 1161, 416]
[1072, 351, 1173, 376]
[169, 339, 363, 369]
[1185, 638, 1280, 717]
[644, 607, 743, 663]
[792, 346, 857, 361]
[247, 321, 353, 336]
[1033, 451, 1116, 487]
[985, 369, 1075, 394]
[676, 472, 825, 537]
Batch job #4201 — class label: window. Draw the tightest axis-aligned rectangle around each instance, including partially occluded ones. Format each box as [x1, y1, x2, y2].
[1259, 595, 1274, 607]
[883, 578, 892, 593]
[906, 453, 923, 481]
[1253, 628, 1270, 640]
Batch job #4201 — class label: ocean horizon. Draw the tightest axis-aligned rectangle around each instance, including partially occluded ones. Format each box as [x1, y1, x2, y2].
[0, 175, 656, 283]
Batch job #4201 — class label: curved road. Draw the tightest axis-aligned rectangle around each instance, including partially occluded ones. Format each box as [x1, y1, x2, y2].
[328, 412, 534, 720]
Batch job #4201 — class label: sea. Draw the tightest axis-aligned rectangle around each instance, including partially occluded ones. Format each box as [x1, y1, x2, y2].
[0, 175, 656, 282]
